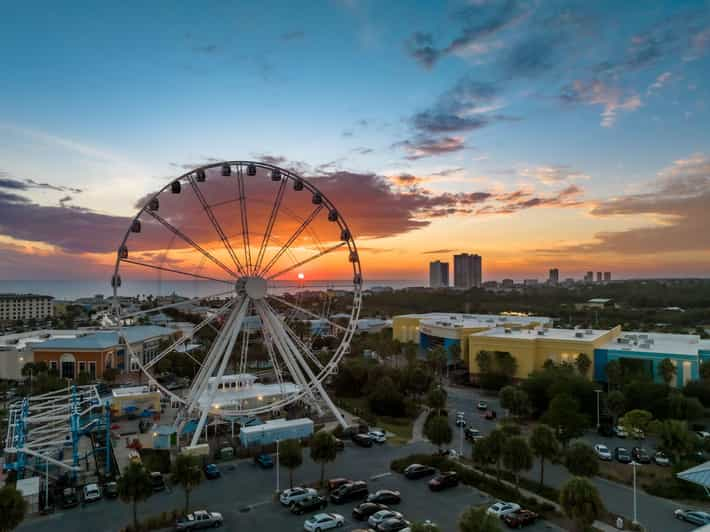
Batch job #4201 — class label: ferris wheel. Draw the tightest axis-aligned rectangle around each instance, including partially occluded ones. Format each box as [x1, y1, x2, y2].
[110, 161, 362, 447]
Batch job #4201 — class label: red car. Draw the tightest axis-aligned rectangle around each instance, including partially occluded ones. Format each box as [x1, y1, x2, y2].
[484, 410, 497, 420]
[502, 509, 538, 528]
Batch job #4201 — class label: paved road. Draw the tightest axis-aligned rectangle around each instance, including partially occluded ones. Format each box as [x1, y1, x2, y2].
[17, 440, 560, 532]
[445, 385, 696, 532]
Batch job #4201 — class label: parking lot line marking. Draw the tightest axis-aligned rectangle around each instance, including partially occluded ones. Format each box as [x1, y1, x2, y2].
[370, 472, 392, 480]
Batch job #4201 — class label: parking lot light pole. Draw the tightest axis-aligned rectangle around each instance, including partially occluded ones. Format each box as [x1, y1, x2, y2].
[594, 389, 602, 429]
[276, 439, 280, 493]
[459, 424, 463, 455]
[630, 460, 639, 525]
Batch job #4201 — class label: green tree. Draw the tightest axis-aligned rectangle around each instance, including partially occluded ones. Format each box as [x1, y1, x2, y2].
[650, 419, 694, 463]
[700, 360, 710, 381]
[575, 353, 592, 377]
[502, 436, 533, 492]
[117, 462, 154, 531]
[606, 360, 622, 388]
[0, 485, 27, 532]
[658, 358, 676, 386]
[606, 390, 626, 425]
[541, 393, 587, 447]
[310, 431, 338, 486]
[564, 443, 599, 477]
[404, 342, 418, 367]
[458, 506, 502, 532]
[103, 367, 120, 383]
[76, 371, 91, 386]
[368, 376, 406, 417]
[620, 409, 653, 436]
[474, 429, 506, 482]
[495, 351, 518, 379]
[529, 424, 559, 489]
[499, 386, 530, 418]
[424, 415, 452, 452]
[279, 439, 303, 489]
[559, 477, 605, 532]
[426, 387, 447, 416]
[427, 346, 447, 381]
[171, 453, 202, 514]
[410, 522, 441, 532]
[476, 351, 492, 374]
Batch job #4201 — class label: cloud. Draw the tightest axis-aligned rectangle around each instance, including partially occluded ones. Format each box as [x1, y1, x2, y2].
[560, 79, 642, 127]
[519, 165, 590, 185]
[546, 154, 710, 255]
[281, 31, 305, 41]
[395, 136, 466, 160]
[423, 249, 457, 255]
[477, 185, 584, 215]
[0, 172, 83, 194]
[647, 71, 672, 94]
[58, 195, 72, 207]
[352, 147, 373, 155]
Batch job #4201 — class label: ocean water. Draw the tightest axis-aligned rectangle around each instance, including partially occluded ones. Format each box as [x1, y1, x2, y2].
[0, 279, 424, 300]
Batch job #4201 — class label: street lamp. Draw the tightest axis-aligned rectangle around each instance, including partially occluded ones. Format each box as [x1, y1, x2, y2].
[276, 439, 280, 493]
[594, 389, 602, 429]
[459, 423, 464, 456]
[630, 460, 640, 525]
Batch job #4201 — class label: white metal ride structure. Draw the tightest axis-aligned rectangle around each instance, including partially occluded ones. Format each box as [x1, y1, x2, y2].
[111, 161, 362, 449]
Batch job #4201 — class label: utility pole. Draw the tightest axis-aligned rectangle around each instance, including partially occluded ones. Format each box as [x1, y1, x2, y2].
[594, 389, 602, 429]
[276, 439, 280, 493]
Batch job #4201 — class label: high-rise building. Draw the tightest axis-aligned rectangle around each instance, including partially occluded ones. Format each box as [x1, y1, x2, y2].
[604, 272, 611, 282]
[453, 253, 482, 289]
[0, 294, 54, 323]
[501, 279, 515, 288]
[597, 272, 603, 282]
[429, 261, 449, 288]
[548, 268, 559, 285]
[585, 271, 594, 282]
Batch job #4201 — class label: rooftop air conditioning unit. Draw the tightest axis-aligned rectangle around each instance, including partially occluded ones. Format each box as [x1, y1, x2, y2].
[504, 329, 512, 334]
[586, 329, 594, 335]
[640, 342, 651, 349]
[537, 330, 545, 336]
[575, 332, 584, 338]
[622, 347, 632, 351]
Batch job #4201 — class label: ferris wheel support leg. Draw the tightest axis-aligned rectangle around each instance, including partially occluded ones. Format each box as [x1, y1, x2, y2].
[188, 299, 249, 448]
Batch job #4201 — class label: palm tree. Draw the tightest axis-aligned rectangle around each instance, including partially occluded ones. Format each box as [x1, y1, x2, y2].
[279, 439, 303, 489]
[458, 506, 502, 532]
[0, 485, 27, 532]
[117, 462, 154, 530]
[502, 437, 533, 492]
[310, 431, 338, 486]
[529, 424, 559, 489]
[559, 477, 605, 532]
[171, 453, 203, 514]
[424, 415, 452, 452]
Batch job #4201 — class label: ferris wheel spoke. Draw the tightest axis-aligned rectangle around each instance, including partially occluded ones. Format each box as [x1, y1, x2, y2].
[235, 165, 253, 274]
[266, 242, 347, 281]
[282, 319, 325, 371]
[266, 293, 347, 332]
[118, 289, 234, 320]
[143, 298, 235, 371]
[145, 209, 239, 279]
[188, 175, 247, 276]
[120, 258, 234, 285]
[262, 328, 286, 398]
[258, 205, 324, 277]
[254, 178, 287, 274]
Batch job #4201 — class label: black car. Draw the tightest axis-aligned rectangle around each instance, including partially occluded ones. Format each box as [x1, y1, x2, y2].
[403, 463, 436, 480]
[150, 472, 166, 492]
[615, 447, 632, 464]
[352, 433, 373, 447]
[376, 518, 411, 531]
[352, 502, 389, 521]
[632, 447, 651, 464]
[330, 481, 369, 503]
[366, 489, 401, 505]
[290, 494, 327, 515]
[464, 427, 482, 442]
[428, 471, 459, 491]
[61, 487, 79, 508]
[104, 481, 119, 499]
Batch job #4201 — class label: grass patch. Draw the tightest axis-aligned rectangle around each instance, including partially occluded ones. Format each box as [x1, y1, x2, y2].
[337, 396, 418, 445]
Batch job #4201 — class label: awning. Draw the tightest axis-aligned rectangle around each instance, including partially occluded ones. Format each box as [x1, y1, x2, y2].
[677, 461, 710, 495]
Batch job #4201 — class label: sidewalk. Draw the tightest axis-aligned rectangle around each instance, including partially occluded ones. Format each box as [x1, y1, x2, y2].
[409, 407, 430, 443]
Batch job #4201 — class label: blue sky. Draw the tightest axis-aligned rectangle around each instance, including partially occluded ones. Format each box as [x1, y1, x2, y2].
[0, 0, 709, 280]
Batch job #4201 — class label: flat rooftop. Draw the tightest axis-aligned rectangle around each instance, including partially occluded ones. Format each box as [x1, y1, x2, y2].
[473, 327, 611, 342]
[0, 329, 84, 351]
[405, 312, 553, 330]
[601, 331, 704, 356]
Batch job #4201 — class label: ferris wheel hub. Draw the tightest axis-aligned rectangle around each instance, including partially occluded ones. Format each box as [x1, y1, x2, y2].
[236, 275, 267, 300]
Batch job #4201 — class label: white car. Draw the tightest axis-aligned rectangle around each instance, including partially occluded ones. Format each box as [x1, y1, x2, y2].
[594, 444, 612, 461]
[697, 431, 710, 439]
[456, 411, 465, 418]
[487, 501, 521, 518]
[368, 430, 387, 443]
[83, 483, 101, 503]
[455, 417, 466, 427]
[614, 426, 628, 438]
[369, 509, 404, 527]
[280, 487, 317, 506]
[303, 512, 345, 531]
[654, 451, 671, 466]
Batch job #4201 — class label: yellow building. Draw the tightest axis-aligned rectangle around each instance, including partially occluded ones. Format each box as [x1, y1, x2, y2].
[392, 313, 553, 367]
[467, 325, 622, 380]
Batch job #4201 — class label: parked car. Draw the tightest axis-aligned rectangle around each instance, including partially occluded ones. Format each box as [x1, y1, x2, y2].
[484, 410, 497, 420]
[366, 490, 401, 505]
[280, 487, 318, 507]
[477, 400, 488, 410]
[254, 453, 274, 468]
[428, 471, 459, 491]
[487, 502, 521, 518]
[613, 426, 628, 438]
[368, 430, 387, 444]
[204, 463, 221, 479]
[61, 487, 79, 508]
[654, 451, 671, 466]
[696, 431, 710, 439]
[327, 478, 352, 491]
[104, 481, 118, 499]
[83, 483, 101, 503]
[334, 437, 345, 451]
[290, 494, 327, 515]
[375, 518, 411, 531]
[455, 417, 466, 427]
[330, 481, 369, 504]
[615, 447, 632, 464]
[674, 509, 710, 525]
[175, 510, 224, 530]
[502, 509, 539, 528]
[403, 463, 436, 480]
[632, 447, 651, 464]
[303, 512, 345, 531]
[352, 502, 389, 521]
[593, 444, 612, 461]
[464, 427, 482, 442]
[369, 510, 404, 528]
[150, 472, 166, 492]
[352, 433, 373, 447]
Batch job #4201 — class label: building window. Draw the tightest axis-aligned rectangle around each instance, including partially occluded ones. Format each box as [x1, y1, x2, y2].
[61, 360, 75, 379]
[88, 362, 96, 379]
[50, 361, 58, 372]
[79, 362, 86, 374]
